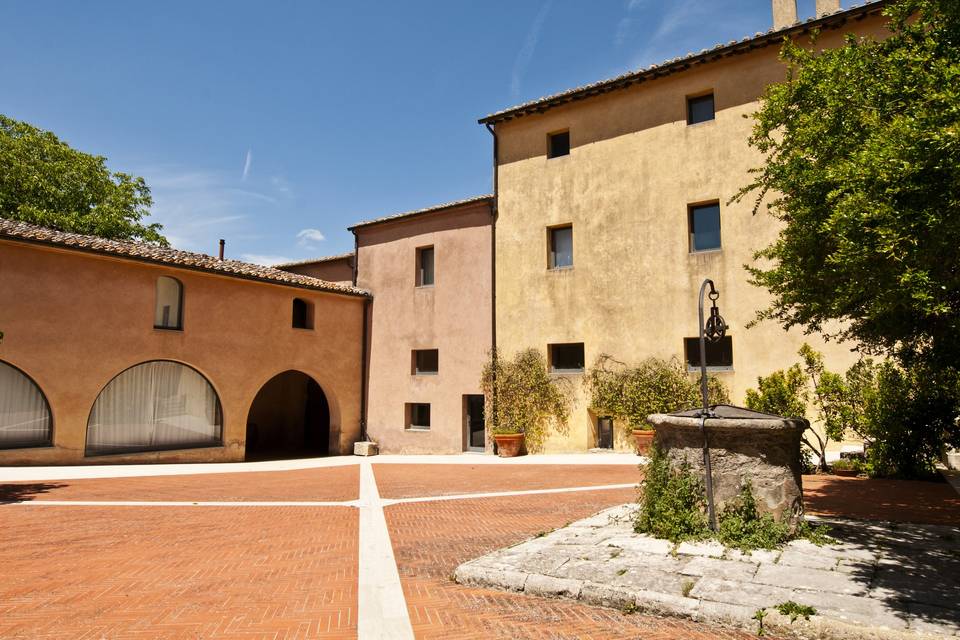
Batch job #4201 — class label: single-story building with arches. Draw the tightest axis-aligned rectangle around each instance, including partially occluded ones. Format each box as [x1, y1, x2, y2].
[0, 218, 369, 465]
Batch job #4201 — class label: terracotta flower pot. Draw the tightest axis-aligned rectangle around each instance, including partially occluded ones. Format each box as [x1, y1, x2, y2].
[832, 468, 858, 477]
[632, 429, 655, 455]
[493, 433, 525, 458]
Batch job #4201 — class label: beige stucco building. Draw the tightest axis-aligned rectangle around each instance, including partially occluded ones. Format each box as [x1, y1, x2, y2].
[480, 2, 890, 452]
[0, 219, 368, 465]
[354, 197, 493, 453]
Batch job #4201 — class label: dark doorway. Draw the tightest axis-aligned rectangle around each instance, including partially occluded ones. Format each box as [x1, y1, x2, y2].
[597, 416, 614, 450]
[465, 394, 485, 452]
[245, 371, 330, 460]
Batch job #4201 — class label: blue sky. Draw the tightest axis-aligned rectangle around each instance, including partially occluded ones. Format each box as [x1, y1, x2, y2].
[2, 0, 856, 264]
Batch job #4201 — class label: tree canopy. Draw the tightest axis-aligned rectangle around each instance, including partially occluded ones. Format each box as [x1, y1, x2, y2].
[0, 114, 166, 245]
[737, 0, 960, 369]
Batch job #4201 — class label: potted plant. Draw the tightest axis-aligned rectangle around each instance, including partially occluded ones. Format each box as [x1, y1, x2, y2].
[830, 458, 862, 477]
[480, 349, 572, 457]
[583, 355, 729, 456]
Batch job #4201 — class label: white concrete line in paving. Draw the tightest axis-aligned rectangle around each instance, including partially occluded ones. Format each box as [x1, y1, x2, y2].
[357, 459, 415, 640]
[382, 483, 638, 506]
[0, 452, 641, 482]
[5, 500, 358, 507]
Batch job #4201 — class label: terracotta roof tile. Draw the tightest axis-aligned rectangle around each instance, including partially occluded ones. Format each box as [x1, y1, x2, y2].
[348, 194, 492, 231]
[274, 252, 355, 269]
[0, 217, 370, 298]
[479, 1, 888, 125]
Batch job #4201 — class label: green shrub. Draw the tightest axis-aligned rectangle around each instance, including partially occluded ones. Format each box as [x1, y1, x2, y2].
[716, 482, 791, 551]
[584, 355, 729, 432]
[480, 348, 572, 452]
[862, 362, 960, 479]
[635, 442, 710, 542]
[829, 458, 863, 473]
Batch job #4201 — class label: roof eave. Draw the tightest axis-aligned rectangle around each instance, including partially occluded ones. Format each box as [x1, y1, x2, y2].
[478, 1, 888, 126]
[0, 234, 372, 299]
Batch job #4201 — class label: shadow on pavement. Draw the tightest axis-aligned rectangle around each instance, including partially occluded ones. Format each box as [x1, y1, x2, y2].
[0, 482, 68, 504]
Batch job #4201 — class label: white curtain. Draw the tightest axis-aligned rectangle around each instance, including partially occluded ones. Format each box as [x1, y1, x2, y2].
[0, 362, 52, 448]
[87, 361, 221, 455]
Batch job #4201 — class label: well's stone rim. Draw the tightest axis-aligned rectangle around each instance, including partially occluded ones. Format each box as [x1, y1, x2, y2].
[647, 413, 808, 433]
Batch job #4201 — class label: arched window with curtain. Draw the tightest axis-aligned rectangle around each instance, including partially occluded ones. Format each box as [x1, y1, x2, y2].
[0, 361, 52, 449]
[86, 361, 222, 456]
[154, 276, 183, 330]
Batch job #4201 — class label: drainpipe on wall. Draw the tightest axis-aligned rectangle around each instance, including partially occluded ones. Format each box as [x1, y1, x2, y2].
[353, 228, 370, 443]
[360, 296, 370, 442]
[485, 123, 499, 438]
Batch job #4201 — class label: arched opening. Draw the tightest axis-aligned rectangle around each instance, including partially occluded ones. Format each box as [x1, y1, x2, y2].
[245, 370, 330, 460]
[0, 360, 53, 449]
[86, 360, 222, 456]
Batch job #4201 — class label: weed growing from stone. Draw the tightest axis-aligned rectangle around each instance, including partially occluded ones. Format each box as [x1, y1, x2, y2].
[752, 608, 768, 636]
[681, 579, 695, 598]
[775, 601, 817, 623]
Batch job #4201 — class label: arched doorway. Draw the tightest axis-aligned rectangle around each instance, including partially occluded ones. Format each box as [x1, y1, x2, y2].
[245, 371, 330, 460]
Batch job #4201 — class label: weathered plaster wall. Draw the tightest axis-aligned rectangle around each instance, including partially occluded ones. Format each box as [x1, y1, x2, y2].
[492, 16, 889, 452]
[356, 202, 492, 453]
[0, 240, 365, 464]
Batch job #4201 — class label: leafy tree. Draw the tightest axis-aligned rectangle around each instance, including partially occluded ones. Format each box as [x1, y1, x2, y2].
[736, 0, 960, 370]
[480, 348, 572, 452]
[0, 114, 166, 245]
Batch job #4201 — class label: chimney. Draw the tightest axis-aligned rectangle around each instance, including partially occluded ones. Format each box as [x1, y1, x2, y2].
[218, 239, 225, 260]
[815, 0, 841, 16]
[772, 0, 798, 29]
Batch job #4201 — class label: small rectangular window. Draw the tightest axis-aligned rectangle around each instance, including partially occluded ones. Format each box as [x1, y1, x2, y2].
[412, 349, 439, 375]
[689, 202, 721, 252]
[548, 131, 570, 158]
[684, 336, 733, 369]
[687, 93, 715, 125]
[406, 403, 431, 430]
[292, 298, 314, 329]
[416, 246, 435, 287]
[549, 225, 573, 269]
[549, 343, 585, 373]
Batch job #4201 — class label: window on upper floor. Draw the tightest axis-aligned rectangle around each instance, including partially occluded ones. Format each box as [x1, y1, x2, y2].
[548, 343, 585, 373]
[412, 349, 439, 375]
[687, 93, 715, 125]
[406, 403, 431, 430]
[292, 298, 314, 329]
[689, 202, 722, 252]
[684, 335, 733, 370]
[548, 225, 573, 269]
[416, 246, 435, 287]
[548, 130, 570, 158]
[154, 276, 183, 330]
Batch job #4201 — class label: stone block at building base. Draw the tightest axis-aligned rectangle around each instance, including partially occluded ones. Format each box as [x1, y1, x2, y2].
[353, 441, 379, 456]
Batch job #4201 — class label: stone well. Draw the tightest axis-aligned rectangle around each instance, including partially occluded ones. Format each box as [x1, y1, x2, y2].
[647, 404, 807, 529]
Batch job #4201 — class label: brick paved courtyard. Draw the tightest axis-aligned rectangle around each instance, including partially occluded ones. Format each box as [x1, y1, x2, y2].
[0, 458, 956, 639]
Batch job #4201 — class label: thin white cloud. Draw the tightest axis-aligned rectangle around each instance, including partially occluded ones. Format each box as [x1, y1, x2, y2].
[138, 165, 276, 253]
[242, 149, 252, 181]
[270, 175, 293, 197]
[615, 17, 633, 47]
[240, 253, 294, 266]
[628, 0, 750, 70]
[511, 0, 553, 98]
[296, 228, 326, 246]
